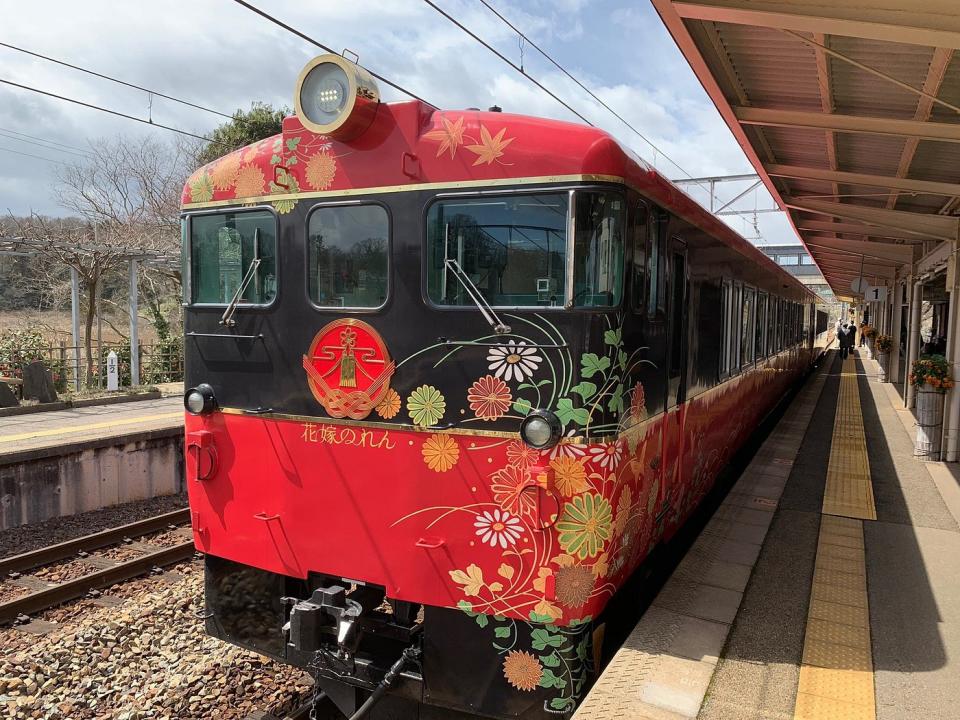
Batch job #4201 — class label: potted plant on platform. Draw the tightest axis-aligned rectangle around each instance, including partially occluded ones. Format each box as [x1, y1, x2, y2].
[910, 355, 954, 459]
[863, 324, 878, 359]
[875, 334, 893, 382]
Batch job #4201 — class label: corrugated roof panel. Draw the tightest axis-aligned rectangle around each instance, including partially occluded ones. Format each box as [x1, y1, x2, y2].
[928, 53, 960, 122]
[836, 133, 904, 177]
[759, 126, 830, 168]
[830, 38, 934, 119]
[908, 140, 960, 185]
[714, 23, 824, 110]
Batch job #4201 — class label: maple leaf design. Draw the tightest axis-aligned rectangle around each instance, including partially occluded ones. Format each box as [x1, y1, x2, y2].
[466, 125, 515, 166]
[423, 116, 465, 159]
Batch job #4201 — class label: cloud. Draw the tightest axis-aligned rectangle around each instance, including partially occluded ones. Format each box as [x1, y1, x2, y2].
[0, 0, 792, 242]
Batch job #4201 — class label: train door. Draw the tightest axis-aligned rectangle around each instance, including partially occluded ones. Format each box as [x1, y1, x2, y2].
[662, 239, 689, 537]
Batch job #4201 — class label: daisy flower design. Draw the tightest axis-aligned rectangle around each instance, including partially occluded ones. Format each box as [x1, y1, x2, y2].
[486, 341, 542, 383]
[588, 440, 624, 471]
[541, 428, 586, 461]
[474, 509, 524, 548]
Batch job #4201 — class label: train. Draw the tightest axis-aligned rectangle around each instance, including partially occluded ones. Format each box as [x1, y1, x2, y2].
[180, 53, 829, 720]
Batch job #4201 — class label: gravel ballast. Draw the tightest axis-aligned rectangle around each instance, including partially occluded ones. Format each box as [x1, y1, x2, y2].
[0, 560, 314, 719]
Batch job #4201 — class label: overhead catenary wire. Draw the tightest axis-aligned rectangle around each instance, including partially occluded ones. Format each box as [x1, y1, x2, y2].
[420, 0, 592, 125]
[0, 144, 70, 166]
[0, 78, 227, 146]
[425, 0, 730, 213]
[0, 41, 236, 121]
[0, 126, 94, 158]
[229, 0, 437, 108]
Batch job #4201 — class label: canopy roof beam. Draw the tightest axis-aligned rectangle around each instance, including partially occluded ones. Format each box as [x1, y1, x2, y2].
[672, 1, 960, 50]
[784, 197, 960, 241]
[735, 107, 960, 143]
[767, 164, 960, 197]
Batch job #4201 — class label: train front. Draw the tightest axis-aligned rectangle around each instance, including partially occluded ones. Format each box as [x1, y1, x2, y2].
[180, 54, 654, 720]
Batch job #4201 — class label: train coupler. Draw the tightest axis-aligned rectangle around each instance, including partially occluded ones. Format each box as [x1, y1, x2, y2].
[284, 584, 363, 657]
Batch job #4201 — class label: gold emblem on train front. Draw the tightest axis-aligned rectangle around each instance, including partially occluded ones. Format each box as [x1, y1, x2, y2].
[302, 319, 394, 420]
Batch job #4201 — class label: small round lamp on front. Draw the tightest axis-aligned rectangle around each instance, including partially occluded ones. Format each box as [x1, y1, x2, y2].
[520, 409, 562, 449]
[184, 383, 217, 415]
[294, 54, 380, 141]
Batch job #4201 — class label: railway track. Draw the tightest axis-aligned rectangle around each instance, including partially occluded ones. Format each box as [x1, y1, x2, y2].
[0, 508, 195, 625]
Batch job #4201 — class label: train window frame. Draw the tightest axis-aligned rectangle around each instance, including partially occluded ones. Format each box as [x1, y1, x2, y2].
[182, 205, 280, 309]
[304, 199, 392, 312]
[646, 208, 668, 320]
[756, 291, 768, 360]
[421, 185, 627, 313]
[630, 199, 649, 314]
[731, 282, 743, 373]
[741, 286, 756, 367]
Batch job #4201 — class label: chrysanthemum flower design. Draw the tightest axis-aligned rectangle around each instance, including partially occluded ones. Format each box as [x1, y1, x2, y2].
[421, 434, 460, 472]
[588, 440, 624, 471]
[406, 385, 445, 427]
[210, 153, 241, 191]
[467, 374, 512, 421]
[234, 164, 266, 198]
[375, 388, 401, 420]
[188, 172, 214, 203]
[505, 440, 538, 469]
[502, 650, 542, 692]
[491, 465, 536, 520]
[549, 456, 589, 496]
[554, 563, 594, 608]
[305, 150, 337, 190]
[556, 493, 612, 559]
[486, 341, 542, 383]
[474, 509, 523, 548]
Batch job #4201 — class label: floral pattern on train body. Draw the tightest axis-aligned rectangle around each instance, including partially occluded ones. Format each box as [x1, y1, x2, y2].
[385, 313, 741, 712]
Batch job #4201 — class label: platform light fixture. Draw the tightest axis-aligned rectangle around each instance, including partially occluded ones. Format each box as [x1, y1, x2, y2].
[294, 53, 380, 141]
[184, 383, 217, 415]
[520, 409, 562, 450]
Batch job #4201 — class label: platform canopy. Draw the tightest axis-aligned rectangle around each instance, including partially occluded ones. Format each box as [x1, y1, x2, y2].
[652, 0, 960, 299]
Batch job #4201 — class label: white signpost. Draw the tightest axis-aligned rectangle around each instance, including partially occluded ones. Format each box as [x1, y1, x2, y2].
[106, 350, 119, 392]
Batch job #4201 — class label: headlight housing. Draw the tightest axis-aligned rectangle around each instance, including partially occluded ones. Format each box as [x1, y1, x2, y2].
[520, 409, 562, 449]
[294, 53, 380, 141]
[184, 384, 217, 415]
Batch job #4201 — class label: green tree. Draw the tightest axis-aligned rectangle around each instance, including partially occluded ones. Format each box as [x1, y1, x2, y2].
[195, 102, 289, 167]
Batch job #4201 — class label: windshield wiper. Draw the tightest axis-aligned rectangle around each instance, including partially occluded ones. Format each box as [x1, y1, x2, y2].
[445, 257, 511, 335]
[220, 228, 262, 327]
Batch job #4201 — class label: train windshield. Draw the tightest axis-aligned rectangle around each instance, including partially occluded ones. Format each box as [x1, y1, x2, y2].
[187, 210, 278, 305]
[426, 190, 624, 308]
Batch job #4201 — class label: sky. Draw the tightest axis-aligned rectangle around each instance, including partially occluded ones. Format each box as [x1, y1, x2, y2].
[0, 0, 797, 244]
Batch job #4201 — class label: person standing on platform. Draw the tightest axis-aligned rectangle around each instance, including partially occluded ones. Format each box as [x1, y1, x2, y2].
[838, 321, 855, 359]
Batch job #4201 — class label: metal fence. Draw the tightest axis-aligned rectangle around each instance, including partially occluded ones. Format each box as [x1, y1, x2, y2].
[1, 341, 183, 392]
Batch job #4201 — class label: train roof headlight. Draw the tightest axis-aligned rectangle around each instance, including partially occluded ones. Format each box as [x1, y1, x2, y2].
[294, 53, 380, 141]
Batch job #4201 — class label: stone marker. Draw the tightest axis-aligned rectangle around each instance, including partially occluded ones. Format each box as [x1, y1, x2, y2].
[107, 350, 119, 391]
[0, 381, 18, 408]
[22, 360, 58, 403]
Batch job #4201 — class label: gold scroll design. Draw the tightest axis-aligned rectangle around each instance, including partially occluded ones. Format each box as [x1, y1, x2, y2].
[302, 353, 395, 420]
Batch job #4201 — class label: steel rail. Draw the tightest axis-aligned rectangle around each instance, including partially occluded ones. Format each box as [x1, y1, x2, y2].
[0, 541, 195, 624]
[0, 508, 190, 577]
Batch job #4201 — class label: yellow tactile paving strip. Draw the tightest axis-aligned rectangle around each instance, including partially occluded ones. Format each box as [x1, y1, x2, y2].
[0, 411, 182, 444]
[822, 356, 877, 520]
[794, 355, 876, 720]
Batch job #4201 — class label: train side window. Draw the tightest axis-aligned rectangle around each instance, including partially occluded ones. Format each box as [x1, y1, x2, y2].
[756, 292, 767, 359]
[646, 211, 666, 318]
[741, 287, 755, 366]
[573, 191, 625, 307]
[630, 202, 648, 313]
[188, 209, 278, 306]
[767, 297, 777, 355]
[731, 283, 743, 371]
[720, 279, 732, 377]
[308, 204, 389, 309]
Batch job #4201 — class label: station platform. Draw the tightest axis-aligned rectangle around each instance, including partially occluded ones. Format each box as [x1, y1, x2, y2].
[0, 397, 184, 530]
[575, 350, 960, 720]
[0, 396, 183, 462]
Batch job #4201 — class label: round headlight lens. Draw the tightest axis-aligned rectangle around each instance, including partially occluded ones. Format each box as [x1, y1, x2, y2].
[185, 391, 206, 415]
[300, 62, 350, 126]
[520, 410, 562, 449]
[184, 384, 216, 415]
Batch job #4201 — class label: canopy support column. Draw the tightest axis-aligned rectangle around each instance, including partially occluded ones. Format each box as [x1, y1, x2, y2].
[905, 276, 923, 409]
